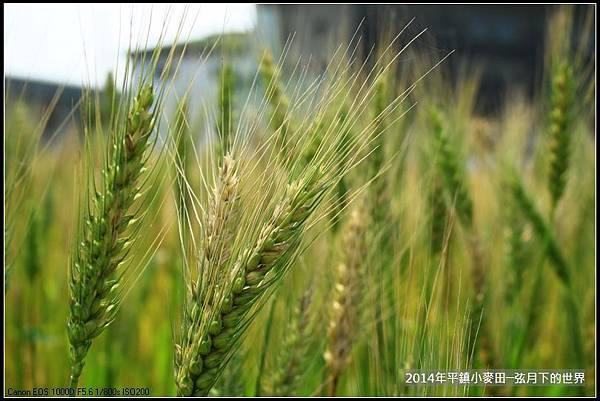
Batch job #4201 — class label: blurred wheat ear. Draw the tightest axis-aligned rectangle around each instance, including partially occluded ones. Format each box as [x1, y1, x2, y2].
[259, 49, 292, 155]
[324, 202, 367, 396]
[547, 61, 575, 212]
[263, 286, 315, 396]
[506, 168, 584, 378]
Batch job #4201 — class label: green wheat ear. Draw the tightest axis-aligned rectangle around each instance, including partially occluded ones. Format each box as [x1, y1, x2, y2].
[67, 83, 157, 389]
[506, 170, 570, 284]
[24, 210, 41, 284]
[264, 287, 315, 396]
[507, 167, 585, 374]
[429, 107, 474, 229]
[300, 107, 352, 232]
[547, 61, 575, 211]
[429, 175, 449, 256]
[329, 109, 352, 233]
[429, 106, 494, 370]
[259, 49, 291, 153]
[502, 186, 528, 304]
[368, 74, 392, 244]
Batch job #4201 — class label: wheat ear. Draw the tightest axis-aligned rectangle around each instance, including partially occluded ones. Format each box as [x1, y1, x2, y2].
[265, 288, 314, 396]
[259, 49, 291, 152]
[547, 61, 575, 211]
[503, 187, 527, 304]
[508, 172, 570, 282]
[176, 154, 240, 396]
[507, 169, 584, 373]
[429, 175, 449, 256]
[67, 84, 155, 389]
[202, 154, 240, 269]
[176, 165, 328, 396]
[323, 203, 367, 396]
[429, 107, 496, 371]
[368, 74, 391, 231]
[430, 108, 473, 228]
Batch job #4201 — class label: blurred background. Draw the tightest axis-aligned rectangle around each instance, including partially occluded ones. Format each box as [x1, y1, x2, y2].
[5, 4, 594, 138]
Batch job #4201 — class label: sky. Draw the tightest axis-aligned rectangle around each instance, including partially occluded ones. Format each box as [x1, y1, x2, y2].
[4, 4, 256, 87]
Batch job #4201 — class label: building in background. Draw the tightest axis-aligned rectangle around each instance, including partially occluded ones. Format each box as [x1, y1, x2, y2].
[5, 77, 83, 139]
[256, 4, 594, 113]
[6, 4, 593, 140]
[128, 31, 258, 145]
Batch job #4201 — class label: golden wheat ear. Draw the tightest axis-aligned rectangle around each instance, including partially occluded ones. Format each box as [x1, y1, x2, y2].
[323, 202, 367, 397]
